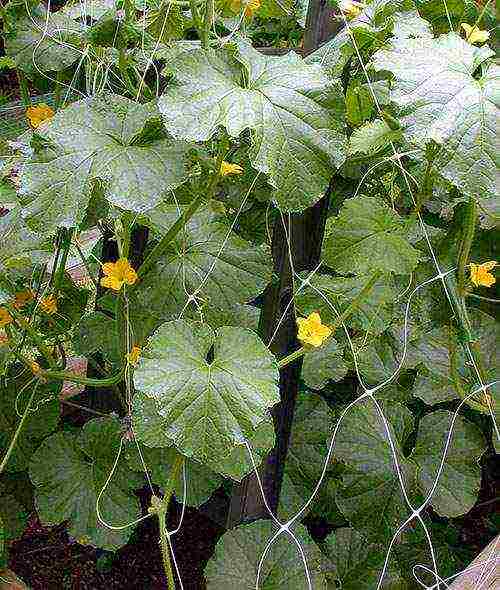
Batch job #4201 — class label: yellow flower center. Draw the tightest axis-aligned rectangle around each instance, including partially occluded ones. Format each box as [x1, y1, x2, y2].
[220, 161, 244, 176]
[230, 0, 260, 17]
[26, 103, 55, 128]
[339, 0, 364, 19]
[296, 312, 332, 348]
[100, 258, 138, 291]
[469, 261, 497, 288]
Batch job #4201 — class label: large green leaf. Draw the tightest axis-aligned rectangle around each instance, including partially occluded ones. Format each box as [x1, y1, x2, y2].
[410, 410, 486, 517]
[0, 208, 49, 273]
[131, 392, 275, 481]
[73, 311, 120, 365]
[322, 197, 421, 275]
[295, 271, 397, 335]
[306, 0, 416, 77]
[125, 444, 222, 507]
[19, 94, 190, 235]
[321, 528, 403, 590]
[130, 205, 273, 335]
[158, 38, 347, 211]
[29, 416, 142, 550]
[132, 320, 279, 467]
[205, 520, 330, 589]
[0, 371, 60, 473]
[5, 7, 83, 73]
[334, 400, 416, 542]
[301, 338, 347, 390]
[278, 392, 346, 524]
[373, 33, 498, 203]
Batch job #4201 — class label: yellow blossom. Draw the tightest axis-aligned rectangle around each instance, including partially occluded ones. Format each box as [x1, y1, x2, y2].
[26, 103, 55, 128]
[0, 307, 13, 327]
[40, 294, 58, 315]
[13, 290, 34, 309]
[220, 161, 244, 176]
[469, 261, 497, 288]
[339, 0, 364, 19]
[127, 345, 141, 365]
[230, 0, 260, 17]
[29, 360, 42, 374]
[296, 312, 332, 347]
[461, 23, 490, 44]
[100, 258, 138, 291]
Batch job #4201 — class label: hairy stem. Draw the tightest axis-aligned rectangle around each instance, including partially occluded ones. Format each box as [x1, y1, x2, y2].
[155, 453, 184, 589]
[456, 197, 476, 297]
[42, 366, 125, 387]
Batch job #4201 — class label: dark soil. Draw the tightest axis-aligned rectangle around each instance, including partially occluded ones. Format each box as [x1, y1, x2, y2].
[9, 494, 226, 590]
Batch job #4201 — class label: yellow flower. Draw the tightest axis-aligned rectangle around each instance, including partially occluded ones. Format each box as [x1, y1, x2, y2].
[469, 261, 497, 288]
[29, 360, 42, 375]
[339, 0, 364, 19]
[296, 312, 332, 347]
[0, 307, 13, 327]
[461, 23, 490, 44]
[220, 160, 244, 176]
[13, 290, 34, 309]
[40, 294, 57, 315]
[230, 0, 260, 17]
[26, 103, 55, 128]
[100, 258, 138, 291]
[127, 345, 141, 365]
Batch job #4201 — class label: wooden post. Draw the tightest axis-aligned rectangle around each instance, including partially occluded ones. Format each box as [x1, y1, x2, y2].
[448, 535, 499, 590]
[226, 1, 340, 526]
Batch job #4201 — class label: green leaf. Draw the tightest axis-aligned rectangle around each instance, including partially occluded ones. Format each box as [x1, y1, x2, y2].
[322, 197, 421, 275]
[334, 400, 416, 542]
[131, 392, 275, 481]
[158, 38, 347, 211]
[130, 205, 272, 337]
[0, 371, 60, 473]
[0, 207, 49, 272]
[349, 119, 402, 156]
[29, 416, 142, 550]
[5, 7, 83, 73]
[321, 527, 403, 590]
[306, 0, 415, 77]
[63, 0, 115, 20]
[132, 320, 279, 468]
[373, 33, 498, 203]
[350, 332, 402, 387]
[410, 410, 486, 517]
[73, 311, 120, 365]
[301, 338, 347, 389]
[125, 444, 222, 507]
[278, 391, 345, 523]
[295, 272, 397, 336]
[19, 94, 190, 235]
[346, 84, 374, 126]
[205, 520, 330, 589]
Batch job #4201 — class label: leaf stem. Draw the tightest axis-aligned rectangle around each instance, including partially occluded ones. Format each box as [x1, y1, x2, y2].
[42, 366, 125, 387]
[5, 305, 58, 369]
[17, 71, 31, 107]
[202, 0, 214, 48]
[456, 197, 476, 298]
[0, 383, 37, 475]
[278, 271, 382, 369]
[138, 149, 225, 278]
